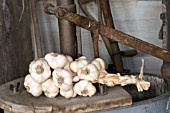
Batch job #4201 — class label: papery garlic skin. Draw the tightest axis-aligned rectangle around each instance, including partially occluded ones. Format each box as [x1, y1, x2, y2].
[64, 55, 73, 71]
[77, 64, 99, 82]
[52, 68, 73, 91]
[70, 56, 89, 73]
[24, 74, 42, 97]
[66, 55, 73, 62]
[60, 87, 77, 99]
[73, 76, 80, 82]
[42, 78, 59, 98]
[29, 58, 51, 83]
[64, 62, 72, 72]
[91, 60, 101, 71]
[45, 52, 67, 69]
[92, 58, 108, 77]
[73, 80, 96, 97]
[94, 58, 106, 71]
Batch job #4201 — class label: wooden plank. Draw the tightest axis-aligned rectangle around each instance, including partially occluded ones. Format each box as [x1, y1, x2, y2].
[30, 0, 43, 58]
[0, 0, 33, 85]
[0, 78, 132, 113]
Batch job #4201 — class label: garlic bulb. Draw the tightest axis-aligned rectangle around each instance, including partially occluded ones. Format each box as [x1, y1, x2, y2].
[24, 74, 42, 97]
[77, 64, 99, 82]
[73, 76, 80, 82]
[70, 56, 89, 73]
[52, 68, 73, 91]
[73, 80, 96, 97]
[66, 55, 73, 62]
[64, 55, 73, 71]
[29, 58, 51, 83]
[42, 78, 59, 98]
[45, 52, 67, 69]
[91, 58, 107, 77]
[60, 87, 77, 99]
[64, 62, 72, 72]
[92, 58, 105, 70]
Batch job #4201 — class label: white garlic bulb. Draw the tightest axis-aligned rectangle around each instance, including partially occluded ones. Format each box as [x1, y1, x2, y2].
[52, 68, 73, 91]
[72, 76, 80, 82]
[73, 80, 96, 97]
[91, 58, 108, 77]
[42, 78, 59, 98]
[70, 56, 89, 73]
[24, 74, 42, 97]
[60, 87, 76, 99]
[77, 64, 99, 82]
[29, 58, 51, 83]
[45, 52, 68, 69]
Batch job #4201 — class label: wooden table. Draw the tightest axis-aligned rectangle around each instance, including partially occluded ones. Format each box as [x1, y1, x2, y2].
[0, 78, 132, 113]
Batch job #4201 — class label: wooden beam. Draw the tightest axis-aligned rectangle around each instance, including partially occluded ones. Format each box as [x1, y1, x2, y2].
[0, 0, 33, 85]
[29, 0, 43, 58]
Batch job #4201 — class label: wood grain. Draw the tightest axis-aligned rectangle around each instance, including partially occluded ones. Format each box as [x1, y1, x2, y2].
[0, 0, 33, 85]
[0, 78, 132, 113]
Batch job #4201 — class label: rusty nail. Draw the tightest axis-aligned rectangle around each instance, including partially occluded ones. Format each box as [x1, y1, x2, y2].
[98, 84, 107, 95]
[58, 8, 66, 17]
[9, 82, 21, 94]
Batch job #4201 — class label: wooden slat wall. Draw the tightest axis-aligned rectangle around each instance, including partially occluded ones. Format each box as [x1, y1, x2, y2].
[0, 0, 33, 85]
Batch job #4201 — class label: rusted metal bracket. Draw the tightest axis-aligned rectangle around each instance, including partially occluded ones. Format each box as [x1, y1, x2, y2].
[45, 5, 170, 63]
[9, 82, 21, 94]
[77, 0, 99, 58]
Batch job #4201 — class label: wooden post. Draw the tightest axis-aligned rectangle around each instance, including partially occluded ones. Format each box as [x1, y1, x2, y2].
[161, 0, 170, 78]
[0, 0, 33, 85]
[29, 0, 43, 58]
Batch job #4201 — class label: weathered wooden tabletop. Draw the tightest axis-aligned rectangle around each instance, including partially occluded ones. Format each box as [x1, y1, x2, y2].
[0, 78, 132, 113]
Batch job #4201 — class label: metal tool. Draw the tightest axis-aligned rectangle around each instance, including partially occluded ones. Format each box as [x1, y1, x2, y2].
[45, 5, 170, 63]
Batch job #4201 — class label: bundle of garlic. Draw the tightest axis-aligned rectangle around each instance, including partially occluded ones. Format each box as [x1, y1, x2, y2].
[24, 58, 59, 98]
[94, 59, 150, 92]
[24, 52, 78, 98]
[24, 52, 150, 99]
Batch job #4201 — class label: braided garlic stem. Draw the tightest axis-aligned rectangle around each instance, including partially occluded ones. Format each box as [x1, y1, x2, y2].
[96, 59, 150, 92]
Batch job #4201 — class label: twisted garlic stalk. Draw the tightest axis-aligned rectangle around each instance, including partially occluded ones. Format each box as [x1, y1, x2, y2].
[95, 58, 150, 92]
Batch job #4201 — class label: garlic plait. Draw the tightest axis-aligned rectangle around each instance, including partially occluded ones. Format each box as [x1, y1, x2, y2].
[45, 52, 67, 69]
[24, 74, 42, 97]
[42, 78, 59, 98]
[77, 64, 99, 82]
[73, 80, 96, 97]
[60, 87, 77, 99]
[70, 56, 89, 73]
[52, 68, 73, 91]
[29, 58, 51, 83]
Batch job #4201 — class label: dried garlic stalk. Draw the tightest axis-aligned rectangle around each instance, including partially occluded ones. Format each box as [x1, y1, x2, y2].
[95, 58, 150, 92]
